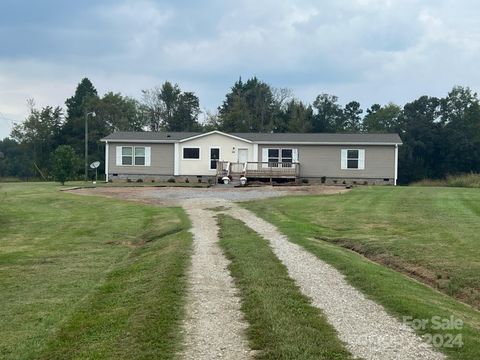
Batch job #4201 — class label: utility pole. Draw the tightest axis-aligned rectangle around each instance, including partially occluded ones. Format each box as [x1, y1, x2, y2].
[84, 111, 96, 181]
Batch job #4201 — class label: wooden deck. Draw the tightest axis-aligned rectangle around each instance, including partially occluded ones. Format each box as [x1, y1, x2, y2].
[216, 161, 300, 179]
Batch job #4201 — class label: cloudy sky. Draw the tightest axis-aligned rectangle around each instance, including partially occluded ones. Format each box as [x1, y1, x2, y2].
[1, 0, 480, 138]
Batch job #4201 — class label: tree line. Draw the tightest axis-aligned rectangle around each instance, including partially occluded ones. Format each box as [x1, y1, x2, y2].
[1, 77, 479, 184]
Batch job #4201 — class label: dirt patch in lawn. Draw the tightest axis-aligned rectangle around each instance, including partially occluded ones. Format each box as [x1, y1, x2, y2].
[68, 185, 349, 206]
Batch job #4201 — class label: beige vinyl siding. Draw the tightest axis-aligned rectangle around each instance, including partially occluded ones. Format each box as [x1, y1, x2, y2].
[178, 133, 254, 176]
[258, 144, 395, 179]
[108, 142, 174, 175]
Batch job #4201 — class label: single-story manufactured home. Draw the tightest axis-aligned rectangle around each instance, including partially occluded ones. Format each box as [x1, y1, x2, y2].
[101, 131, 402, 185]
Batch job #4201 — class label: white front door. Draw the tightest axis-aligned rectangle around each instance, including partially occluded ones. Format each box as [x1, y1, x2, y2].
[237, 148, 248, 163]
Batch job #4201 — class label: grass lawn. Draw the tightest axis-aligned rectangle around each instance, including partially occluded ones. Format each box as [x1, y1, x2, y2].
[244, 186, 480, 360]
[217, 214, 353, 360]
[0, 182, 191, 359]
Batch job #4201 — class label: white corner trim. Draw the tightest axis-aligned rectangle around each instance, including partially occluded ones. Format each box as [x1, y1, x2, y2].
[253, 143, 259, 161]
[105, 141, 109, 182]
[174, 143, 179, 175]
[394, 144, 398, 186]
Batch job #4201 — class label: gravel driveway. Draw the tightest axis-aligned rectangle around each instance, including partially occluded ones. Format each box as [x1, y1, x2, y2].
[180, 199, 252, 360]
[226, 203, 445, 360]
[69, 185, 347, 205]
[70, 185, 444, 359]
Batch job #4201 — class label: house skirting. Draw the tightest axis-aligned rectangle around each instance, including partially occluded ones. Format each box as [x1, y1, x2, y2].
[109, 173, 216, 184]
[301, 176, 394, 185]
[109, 173, 394, 186]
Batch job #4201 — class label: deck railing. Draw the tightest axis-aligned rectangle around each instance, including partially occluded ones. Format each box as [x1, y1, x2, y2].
[216, 161, 300, 178]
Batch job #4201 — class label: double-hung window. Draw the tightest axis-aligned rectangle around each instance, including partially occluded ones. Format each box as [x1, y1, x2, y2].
[341, 149, 365, 170]
[122, 147, 133, 165]
[268, 149, 279, 166]
[347, 150, 359, 169]
[117, 146, 150, 166]
[264, 148, 297, 167]
[134, 147, 145, 165]
[281, 149, 293, 167]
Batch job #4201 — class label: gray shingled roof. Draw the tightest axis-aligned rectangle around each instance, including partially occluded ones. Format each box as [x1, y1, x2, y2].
[102, 131, 200, 141]
[102, 131, 402, 144]
[232, 132, 402, 143]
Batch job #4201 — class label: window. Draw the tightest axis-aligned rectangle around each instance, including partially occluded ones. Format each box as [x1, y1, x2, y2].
[135, 147, 145, 165]
[268, 149, 279, 163]
[347, 149, 359, 169]
[264, 148, 297, 167]
[183, 147, 200, 159]
[210, 148, 220, 170]
[122, 147, 133, 165]
[341, 149, 364, 170]
[119, 146, 149, 166]
[281, 149, 293, 163]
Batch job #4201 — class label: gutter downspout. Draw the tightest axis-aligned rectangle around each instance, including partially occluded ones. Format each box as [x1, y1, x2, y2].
[105, 141, 109, 183]
[394, 144, 398, 186]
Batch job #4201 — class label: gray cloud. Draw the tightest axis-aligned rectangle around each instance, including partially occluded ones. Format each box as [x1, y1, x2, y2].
[1, 0, 480, 138]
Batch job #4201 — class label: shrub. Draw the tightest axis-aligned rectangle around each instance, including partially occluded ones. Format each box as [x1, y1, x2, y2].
[136, 178, 143, 183]
[301, 178, 309, 184]
[167, 177, 176, 183]
[52, 145, 80, 185]
[126, 178, 132, 183]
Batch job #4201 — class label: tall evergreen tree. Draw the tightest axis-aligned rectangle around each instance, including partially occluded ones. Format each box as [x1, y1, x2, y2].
[60, 78, 101, 175]
[218, 77, 277, 132]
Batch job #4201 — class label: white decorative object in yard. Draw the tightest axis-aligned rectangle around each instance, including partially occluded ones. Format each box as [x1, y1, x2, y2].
[222, 176, 230, 184]
[240, 176, 247, 186]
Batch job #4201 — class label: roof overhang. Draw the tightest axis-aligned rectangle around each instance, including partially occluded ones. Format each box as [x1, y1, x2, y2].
[254, 141, 402, 146]
[178, 130, 253, 143]
[100, 139, 177, 143]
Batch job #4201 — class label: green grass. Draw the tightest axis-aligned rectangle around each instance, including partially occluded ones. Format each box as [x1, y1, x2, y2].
[0, 182, 191, 359]
[217, 214, 353, 360]
[244, 186, 480, 359]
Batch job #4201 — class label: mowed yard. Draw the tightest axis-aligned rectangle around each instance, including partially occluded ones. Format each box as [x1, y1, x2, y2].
[1, 183, 480, 359]
[0, 183, 192, 359]
[244, 186, 480, 359]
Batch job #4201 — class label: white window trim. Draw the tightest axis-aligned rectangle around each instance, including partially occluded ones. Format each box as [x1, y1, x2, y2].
[268, 148, 280, 162]
[209, 146, 221, 170]
[134, 147, 146, 166]
[342, 148, 365, 170]
[119, 146, 149, 167]
[121, 146, 134, 166]
[182, 146, 201, 160]
[266, 148, 295, 162]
